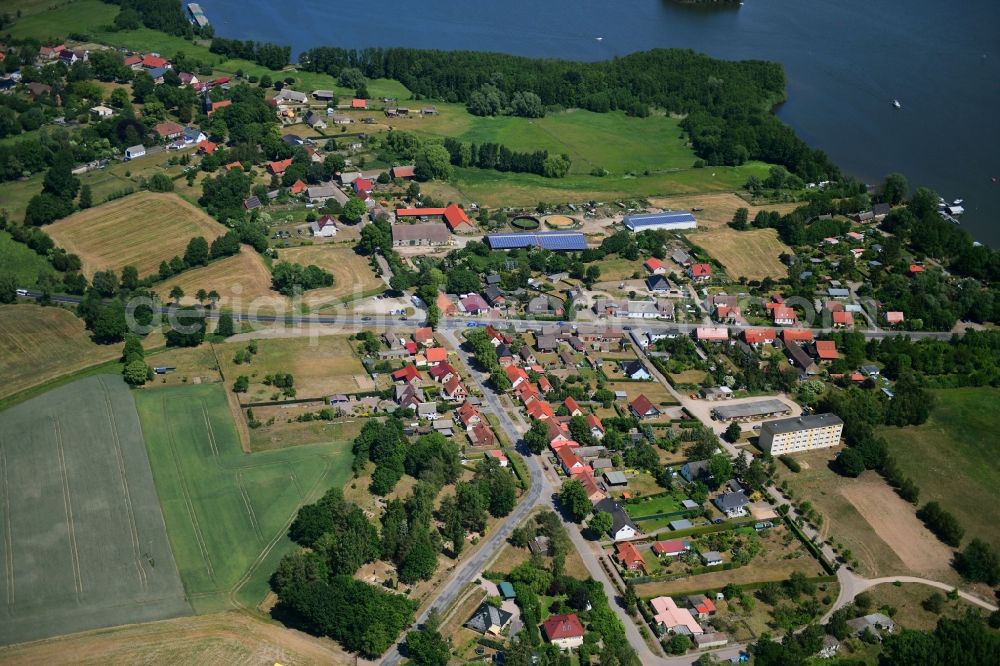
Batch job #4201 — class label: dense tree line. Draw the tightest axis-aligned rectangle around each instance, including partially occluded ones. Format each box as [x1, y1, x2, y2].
[209, 38, 291, 70]
[299, 46, 837, 179]
[270, 261, 334, 296]
[442, 138, 570, 178]
[879, 613, 1000, 666]
[102, 0, 201, 38]
[866, 331, 1000, 388]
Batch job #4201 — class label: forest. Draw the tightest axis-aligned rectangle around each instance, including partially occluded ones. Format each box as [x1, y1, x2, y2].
[299, 47, 839, 180]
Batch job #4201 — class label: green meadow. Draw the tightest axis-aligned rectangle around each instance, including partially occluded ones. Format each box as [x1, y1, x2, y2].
[134, 383, 353, 612]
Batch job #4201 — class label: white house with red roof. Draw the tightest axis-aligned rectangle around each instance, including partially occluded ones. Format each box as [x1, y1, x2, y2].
[310, 214, 337, 238]
[485, 449, 508, 467]
[542, 613, 585, 650]
[689, 263, 712, 281]
[644, 257, 667, 275]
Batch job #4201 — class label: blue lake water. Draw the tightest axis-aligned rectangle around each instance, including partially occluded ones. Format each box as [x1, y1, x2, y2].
[200, 0, 1000, 245]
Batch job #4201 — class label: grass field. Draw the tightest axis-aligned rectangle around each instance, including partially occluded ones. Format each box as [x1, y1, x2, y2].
[647, 193, 801, 231]
[279, 246, 385, 306]
[0, 610, 352, 665]
[135, 383, 355, 612]
[693, 227, 791, 281]
[625, 494, 685, 519]
[591, 256, 645, 281]
[216, 335, 372, 402]
[881, 388, 1000, 551]
[0, 304, 125, 403]
[0, 230, 57, 288]
[422, 162, 771, 209]
[154, 249, 280, 312]
[0, 375, 190, 646]
[867, 582, 988, 632]
[47, 192, 228, 279]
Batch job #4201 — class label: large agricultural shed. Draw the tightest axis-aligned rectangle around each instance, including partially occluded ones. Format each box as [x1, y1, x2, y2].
[623, 210, 698, 231]
[711, 399, 793, 422]
[486, 231, 588, 251]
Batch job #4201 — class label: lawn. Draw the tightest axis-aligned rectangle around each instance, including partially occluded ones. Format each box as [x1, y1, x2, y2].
[134, 382, 354, 612]
[0, 375, 190, 646]
[215, 334, 373, 402]
[47, 192, 228, 279]
[692, 227, 791, 281]
[592, 256, 645, 282]
[0, 230, 57, 288]
[880, 387, 1000, 551]
[279, 246, 385, 306]
[0, 304, 127, 403]
[626, 493, 685, 519]
[423, 161, 771, 209]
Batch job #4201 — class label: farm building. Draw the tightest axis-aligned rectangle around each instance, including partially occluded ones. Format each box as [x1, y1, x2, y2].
[711, 399, 792, 422]
[486, 232, 587, 251]
[623, 211, 697, 231]
[124, 145, 146, 160]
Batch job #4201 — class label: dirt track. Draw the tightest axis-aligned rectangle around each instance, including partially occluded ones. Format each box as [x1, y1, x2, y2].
[841, 481, 954, 578]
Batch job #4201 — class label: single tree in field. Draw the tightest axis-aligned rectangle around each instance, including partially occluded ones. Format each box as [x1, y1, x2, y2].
[207, 290, 220, 308]
[195, 288, 207, 304]
[169, 285, 184, 304]
[123, 359, 150, 385]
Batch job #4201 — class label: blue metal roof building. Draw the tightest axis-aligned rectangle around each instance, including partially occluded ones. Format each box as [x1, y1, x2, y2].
[623, 211, 698, 232]
[486, 231, 588, 251]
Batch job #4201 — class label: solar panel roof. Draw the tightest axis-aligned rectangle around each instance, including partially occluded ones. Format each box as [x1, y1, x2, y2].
[486, 232, 587, 251]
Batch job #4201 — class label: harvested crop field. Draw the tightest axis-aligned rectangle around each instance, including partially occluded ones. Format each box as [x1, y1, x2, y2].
[279, 246, 384, 306]
[0, 375, 190, 646]
[154, 250, 281, 313]
[47, 192, 227, 278]
[841, 480, 954, 578]
[646, 193, 800, 231]
[216, 334, 373, 403]
[0, 610, 351, 665]
[0, 305, 121, 403]
[693, 227, 791, 281]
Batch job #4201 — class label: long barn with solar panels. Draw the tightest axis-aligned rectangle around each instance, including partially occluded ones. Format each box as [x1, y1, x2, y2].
[623, 211, 697, 232]
[486, 231, 588, 251]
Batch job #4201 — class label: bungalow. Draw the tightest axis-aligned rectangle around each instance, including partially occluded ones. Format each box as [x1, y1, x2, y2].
[593, 499, 639, 541]
[459, 293, 490, 315]
[527, 295, 563, 317]
[621, 360, 651, 380]
[652, 539, 690, 559]
[872, 203, 891, 220]
[268, 158, 293, 176]
[847, 613, 895, 638]
[25, 82, 52, 98]
[650, 597, 703, 636]
[330, 113, 351, 125]
[535, 334, 559, 352]
[615, 541, 646, 572]
[310, 215, 337, 237]
[701, 551, 724, 566]
[689, 263, 712, 281]
[289, 179, 307, 195]
[467, 602, 513, 636]
[469, 423, 496, 447]
[908, 264, 925, 276]
[225, 161, 243, 172]
[645, 257, 667, 275]
[828, 287, 851, 299]
[696, 327, 729, 343]
[430, 362, 458, 384]
[884, 311, 905, 325]
[744, 328, 777, 346]
[672, 249, 693, 266]
[542, 613, 585, 650]
[629, 395, 660, 420]
[275, 89, 308, 104]
[485, 449, 508, 467]
[425, 347, 448, 365]
[141, 54, 169, 69]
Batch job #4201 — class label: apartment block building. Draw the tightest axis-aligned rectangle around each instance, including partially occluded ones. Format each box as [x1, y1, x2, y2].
[758, 413, 844, 455]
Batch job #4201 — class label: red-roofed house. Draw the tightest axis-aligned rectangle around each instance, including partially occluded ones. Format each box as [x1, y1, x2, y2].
[123, 54, 142, 67]
[629, 395, 660, 420]
[224, 161, 242, 171]
[197, 139, 217, 154]
[744, 328, 777, 346]
[142, 54, 169, 69]
[351, 98, 367, 109]
[771, 305, 796, 326]
[832, 311, 854, 328]
[460, 293, 490, 315]
[209, 99, 231, 115]
[542, 613, 585, 650]
[688, 594, 717, 619]
[443, 203, 474, 233]
[516, 382, 539, 405]
[485, 325, 511, 347]
[441, 376, 468, 402]
[390, 165, 415, 179]
[40, 44, 66, 60]
[153, 121, 184, 139]
[644, 258, 666, 275]
[782, 329, 814, 344]
[616, 541, 646, 572]
[414, 327, 435, 346]
[815, 340, 839, 360]
[696, 327, 729, 343]
[908, 264, 925, 276]
[537, 375, 553, 393]
[425, 347, 448, 365]
[564, 397, 582, 417]
[652, 539, 690, 559]
[469, 423, 496, 447]
[557, 447, 587, 476]
[353, 177, 374, 195]
[485, 449, 508, 467]
[884, 311, 905, 325]
[268, 158, 293, 176]
[547, 419, 571, 443]
[289, 179, 307, 195]
[527, 400, 555, 421]
[505, 365, 529, 390]
[689, 263, 712, 281]
[579, 472, 607, 502]
[456, 401, 482, 429]
[586, 414, 605, 439]
[392, 364, 422, 384]
[430, 361, 457, 384]
[404, 340, 418, 355]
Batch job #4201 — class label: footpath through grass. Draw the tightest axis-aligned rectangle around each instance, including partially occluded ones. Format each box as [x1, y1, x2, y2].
[880, 387, 1000, 551]
[134, 382, 353, 612]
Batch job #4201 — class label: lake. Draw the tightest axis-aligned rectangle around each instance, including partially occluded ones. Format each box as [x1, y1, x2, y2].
[200, 0, 1000, 245]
